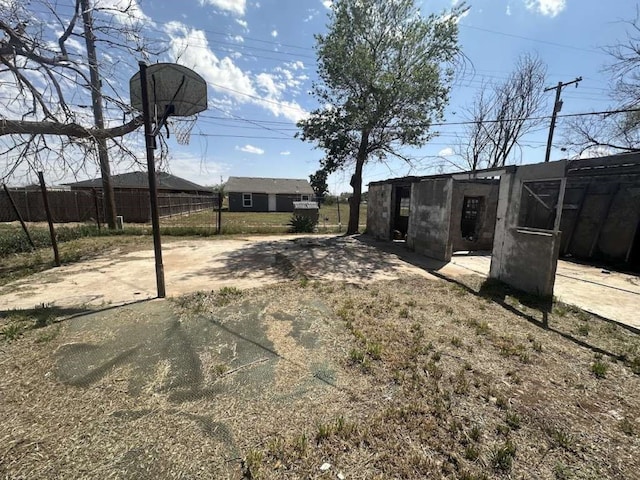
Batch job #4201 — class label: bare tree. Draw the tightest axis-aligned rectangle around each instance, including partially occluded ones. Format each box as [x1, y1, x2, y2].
[563, 8, 640, 156]
[0, 0, 163, 227]
[455, 53, 547, 170]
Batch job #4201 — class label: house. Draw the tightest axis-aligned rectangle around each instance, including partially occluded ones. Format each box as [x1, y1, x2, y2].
[367, 153, 640, 297]
[225, 177, 315, 212]
[65, 171, 213, 196]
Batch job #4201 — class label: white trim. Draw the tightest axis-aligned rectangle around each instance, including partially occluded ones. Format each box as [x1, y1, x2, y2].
[242, 193, 252, 208]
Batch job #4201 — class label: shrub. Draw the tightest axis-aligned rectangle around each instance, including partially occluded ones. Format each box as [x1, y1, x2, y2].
[287, 214, 317, 233]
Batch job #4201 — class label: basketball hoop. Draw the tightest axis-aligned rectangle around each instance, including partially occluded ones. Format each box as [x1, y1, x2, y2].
[169, 115, 198, 145]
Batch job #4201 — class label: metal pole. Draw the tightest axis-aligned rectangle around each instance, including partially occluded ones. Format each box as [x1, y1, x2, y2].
[3, 183, 35, 248]
[139, 61, 166, 298]
[38, 172, 60, 266]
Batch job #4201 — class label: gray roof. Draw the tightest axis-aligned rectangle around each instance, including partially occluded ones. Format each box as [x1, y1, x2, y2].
[226, 177, 314, 195]
[66, 171, 209, 192]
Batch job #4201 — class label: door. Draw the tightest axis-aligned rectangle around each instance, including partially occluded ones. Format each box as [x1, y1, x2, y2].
[268, 194, 276, 212]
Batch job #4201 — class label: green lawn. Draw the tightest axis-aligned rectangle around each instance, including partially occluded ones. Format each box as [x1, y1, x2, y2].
[159, 202, 367, 234]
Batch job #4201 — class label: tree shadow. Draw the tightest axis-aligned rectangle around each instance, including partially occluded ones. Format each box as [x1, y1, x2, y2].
[181, 235, 417, 283]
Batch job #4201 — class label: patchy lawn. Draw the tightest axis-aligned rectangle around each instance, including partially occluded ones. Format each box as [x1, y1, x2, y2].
[1, 275, 638, 479]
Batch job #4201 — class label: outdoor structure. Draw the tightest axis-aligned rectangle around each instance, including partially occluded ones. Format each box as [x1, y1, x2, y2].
[293, 200, 320, 224]
[66, 171, 212, 196]
[368, 153, 640, 296]
[225, 177, 315, 212]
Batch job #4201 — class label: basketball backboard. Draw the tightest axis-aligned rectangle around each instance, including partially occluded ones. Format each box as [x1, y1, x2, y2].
[129, 63, 207, 118]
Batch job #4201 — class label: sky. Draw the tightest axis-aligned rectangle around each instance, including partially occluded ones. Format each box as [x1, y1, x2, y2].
[2, 0, 639, 192]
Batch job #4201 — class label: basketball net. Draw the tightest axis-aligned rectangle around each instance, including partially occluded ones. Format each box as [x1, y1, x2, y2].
[168, 115, 198, 145]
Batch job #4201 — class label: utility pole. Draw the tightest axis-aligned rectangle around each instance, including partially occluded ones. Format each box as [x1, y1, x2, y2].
[544, 77, 582, 162]
[81, 0, 117, 229]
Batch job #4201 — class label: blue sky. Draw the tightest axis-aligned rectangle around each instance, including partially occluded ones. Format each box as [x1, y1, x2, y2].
[3, 0, 639, 192]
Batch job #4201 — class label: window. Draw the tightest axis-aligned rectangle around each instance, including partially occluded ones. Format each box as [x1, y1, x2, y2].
[518, 181, 561, 230]
[301, 194, 309, 201]
[461, 196, 483, 239]
[399, 197, 410, 217]
[242, 193, 252, 208]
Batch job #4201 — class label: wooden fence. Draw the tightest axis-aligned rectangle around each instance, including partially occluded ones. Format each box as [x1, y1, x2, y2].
[0, 188, 218, 224]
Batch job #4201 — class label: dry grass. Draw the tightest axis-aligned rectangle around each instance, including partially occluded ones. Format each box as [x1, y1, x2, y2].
[1, 276, 639, 479]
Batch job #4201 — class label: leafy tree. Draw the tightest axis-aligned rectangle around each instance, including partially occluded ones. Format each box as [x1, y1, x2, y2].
[297, 0, 465, 234]
[454, 53, 547, 170]
[309, 169, 329, 203]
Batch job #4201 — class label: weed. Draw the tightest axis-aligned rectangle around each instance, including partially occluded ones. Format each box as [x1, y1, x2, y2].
[506, 412, 521, 430]
[463, 360, 473, 371]
[469, 424, 482, 442]
[424, 361, 443, 381]
[475, 320, 490, 336]
[532, 341, 543, 352]
[315, 422, 333, 443]
[216, 286, 243, 306]
[398, 307, 410, 319]
[299, 277, 309, 288]
[453, 369, 470, 395]
[294, 433, 308, 455]
[495, 395, 509, 410]
[577, 323, 590, 336]
[591, 359, 609, 378]
[244, 449, 263, 476]
[349, 348, 365, 363]
[547, 427, 574, 451]
[405, 299, 417, 307]
[451, 336, 462, 348]
[366, 341, 382, 360]
[489, 439, 516, 472]
[464, 444, 480, 461]
[431, 350, 442, 362]
[1, 323, 23, 341]
[554, 463, 572, 480]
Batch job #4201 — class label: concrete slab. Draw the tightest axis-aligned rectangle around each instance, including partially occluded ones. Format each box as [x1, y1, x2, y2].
[0, 235, 436, 311]
[449, 252, 640, 329]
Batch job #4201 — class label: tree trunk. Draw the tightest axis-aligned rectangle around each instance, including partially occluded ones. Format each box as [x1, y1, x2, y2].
[347, 130, 369, 234]
[81, 0, 117, 229]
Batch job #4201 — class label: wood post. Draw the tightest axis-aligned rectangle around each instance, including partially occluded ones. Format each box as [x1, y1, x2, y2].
[3, 184, 35, 249]
[92, 188, 101, 230]
[38, 172, 60, 266]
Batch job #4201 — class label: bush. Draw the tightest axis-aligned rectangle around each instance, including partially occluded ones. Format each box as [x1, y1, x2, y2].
[288, 214, 317, 233]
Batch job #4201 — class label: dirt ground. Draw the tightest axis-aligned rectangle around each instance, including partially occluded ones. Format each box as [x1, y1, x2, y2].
[1, 235, 640, 479]
[1, 235, 637, 332]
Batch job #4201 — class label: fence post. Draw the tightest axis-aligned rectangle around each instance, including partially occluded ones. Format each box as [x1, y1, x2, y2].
[217, 191, 222, 234]
[38, 172, 61, 266]
[92, 188, 101, 230]
[3, 184, 35, 249]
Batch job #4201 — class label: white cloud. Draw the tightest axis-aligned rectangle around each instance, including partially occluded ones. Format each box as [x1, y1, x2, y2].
[165, 21, 308, 123]
[506, 5, 512, 15]
[236, 144, 265, 155]
[271, 29, 278, 38]
[256, 73, 285, 97]
[438, 147, 454, 157]
[200, 0, 246, 16]
[280, 151, 291, 156]
[524, 0, 566, 17]
[232, 35, 244, 43]
[235, 19, 248, 28]
[321, 0, 332, 9]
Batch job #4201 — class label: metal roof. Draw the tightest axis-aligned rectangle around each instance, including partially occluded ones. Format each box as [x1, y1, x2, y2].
[66, 171, 209, 192]
[226, 176, 314, 195]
